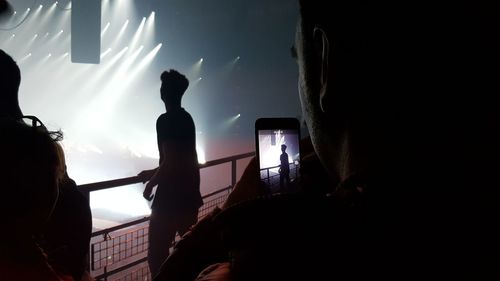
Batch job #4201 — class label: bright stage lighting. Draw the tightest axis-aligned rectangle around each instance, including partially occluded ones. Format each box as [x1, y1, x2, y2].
[218, 114, 242, 132]
[17, 53, 32, 64]
[109, 19, 129, 48]
[101, 22, 110, 37]
[144, 11, 156, 42]
[147, 11, 155, 25]
[197, 146, 207, 164]
[100, 48, 112, 59]
[128, 43, 162, 78]
[129, 17, 146, 51]
[187, 58, 204, 80]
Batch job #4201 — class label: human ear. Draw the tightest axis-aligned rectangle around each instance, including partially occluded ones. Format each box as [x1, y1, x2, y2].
[313, 27, 331, 113]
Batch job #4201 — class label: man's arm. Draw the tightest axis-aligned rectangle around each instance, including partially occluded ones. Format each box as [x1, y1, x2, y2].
[143, 140, 185, 200]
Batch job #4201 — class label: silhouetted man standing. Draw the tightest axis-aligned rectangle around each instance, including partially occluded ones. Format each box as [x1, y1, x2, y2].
[140, 69, 203, 277]
[279, 144, 290, 191]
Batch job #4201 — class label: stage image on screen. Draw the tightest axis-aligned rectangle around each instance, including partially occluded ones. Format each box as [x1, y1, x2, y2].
[258, 129, 300, 193]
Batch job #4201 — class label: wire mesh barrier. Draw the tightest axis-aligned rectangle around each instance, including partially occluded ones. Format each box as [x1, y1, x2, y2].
[112, 263, 150, 281]
[79, 152, 254, 281]
[91, 225, 149, 271]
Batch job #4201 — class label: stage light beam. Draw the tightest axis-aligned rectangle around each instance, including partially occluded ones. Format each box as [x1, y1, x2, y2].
[129, 17, 146, 51]
[101, 22, 111, 37]
[100, 48, 112, 59]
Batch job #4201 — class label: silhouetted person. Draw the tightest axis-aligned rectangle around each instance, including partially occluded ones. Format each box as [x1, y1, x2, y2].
[139, 69, 203, 277]
[153, 0, 499, 280]
[0, 118, 73, 281]
[1, 49, 87, 281]
[0, 49, 23, 119]
[279, 144, 290, 191]
[37, 143, 93, 281]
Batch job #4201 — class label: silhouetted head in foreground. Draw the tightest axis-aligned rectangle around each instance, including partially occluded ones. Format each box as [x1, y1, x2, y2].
[295, 0, 499, 185]
[0, 119, 61, 240]
[0, 49, 22, 119]
[294, 0, 498, 275]
[160, 69, 189, 111]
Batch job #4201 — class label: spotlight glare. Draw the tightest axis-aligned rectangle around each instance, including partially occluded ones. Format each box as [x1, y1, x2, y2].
[27, 8, 30, 12]
[237, 114, 241, 118]
[200, 58, 204, 63]
[48, 53, 52, 57]
[14, 11, 17, 15]
[39, 5, 43, 9]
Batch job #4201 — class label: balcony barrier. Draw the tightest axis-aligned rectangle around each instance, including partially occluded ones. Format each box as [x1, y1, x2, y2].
[78, 152, 255, 281]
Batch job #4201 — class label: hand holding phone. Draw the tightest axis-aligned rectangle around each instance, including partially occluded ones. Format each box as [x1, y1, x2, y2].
[255, 118, 301, 194]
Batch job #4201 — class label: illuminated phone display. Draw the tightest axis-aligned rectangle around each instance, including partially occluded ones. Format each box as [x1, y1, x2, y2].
[255, 118, 301, 194]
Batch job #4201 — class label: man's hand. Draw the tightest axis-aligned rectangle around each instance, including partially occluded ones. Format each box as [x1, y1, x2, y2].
[138, 168, 157, 183]
[143, 182, 155, 201]
[223, 157, 267, 209]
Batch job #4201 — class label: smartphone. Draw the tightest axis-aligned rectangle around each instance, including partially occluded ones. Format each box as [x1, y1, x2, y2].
[255, 117, 301, 194]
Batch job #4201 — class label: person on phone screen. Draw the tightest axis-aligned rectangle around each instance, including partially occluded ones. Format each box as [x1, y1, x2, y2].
[153, 0, 498, 280]
[138, 70, 203, 277]
[279, 144, 290, 191]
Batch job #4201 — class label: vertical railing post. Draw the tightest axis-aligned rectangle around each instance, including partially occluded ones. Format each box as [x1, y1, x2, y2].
[267, 168, 270, 184]
[231, 159, 237, 188]
[82, 188, 92, 274]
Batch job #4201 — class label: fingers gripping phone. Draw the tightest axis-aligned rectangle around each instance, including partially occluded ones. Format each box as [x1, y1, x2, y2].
[255, 118, 301, 194]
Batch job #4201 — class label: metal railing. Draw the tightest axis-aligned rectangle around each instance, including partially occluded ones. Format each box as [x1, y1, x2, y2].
[79, 152, 255, 281]
[259, 163, 299, 188]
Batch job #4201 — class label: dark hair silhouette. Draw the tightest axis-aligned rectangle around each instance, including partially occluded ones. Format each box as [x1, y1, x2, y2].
[160, 69, 189, 104]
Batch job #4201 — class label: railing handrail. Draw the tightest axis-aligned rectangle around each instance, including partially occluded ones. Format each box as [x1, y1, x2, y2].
[84, 151, 255, 280]
[90, 185, 233, 238]
[78, 152, 255, 194]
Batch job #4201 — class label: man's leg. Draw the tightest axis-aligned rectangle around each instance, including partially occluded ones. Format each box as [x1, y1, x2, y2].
[177, 207, 199, 237]
[148, 210, 176, 277]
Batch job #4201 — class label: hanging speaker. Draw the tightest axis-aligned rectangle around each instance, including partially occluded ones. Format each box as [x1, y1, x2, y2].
[71, 0, 101, 64]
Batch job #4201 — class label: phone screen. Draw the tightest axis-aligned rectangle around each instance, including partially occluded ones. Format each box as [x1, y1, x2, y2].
[256, 118, 301, 194]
